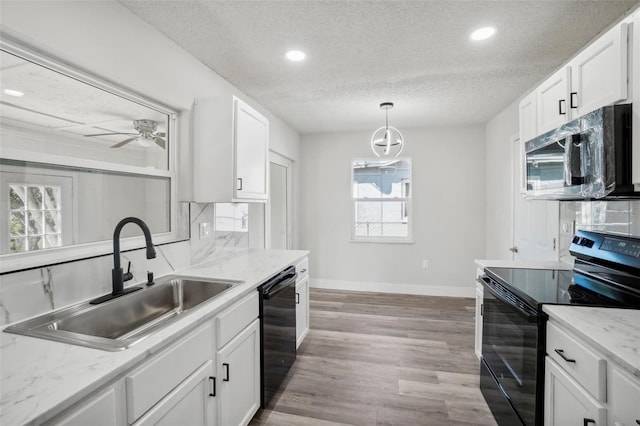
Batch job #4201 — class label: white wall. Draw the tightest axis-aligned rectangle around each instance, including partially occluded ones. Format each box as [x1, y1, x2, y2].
[300, 125, 486, 297]
[484, 100, 518, 259]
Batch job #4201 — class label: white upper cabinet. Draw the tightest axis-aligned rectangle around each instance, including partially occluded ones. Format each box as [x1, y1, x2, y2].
[191, 95, 269, 203]
[234, 100, 269, 201]
[518, 90, 538, 143]
[570, 23, 628, 117]
[522, 19, 630, 140]
[536, 67, 570, 135]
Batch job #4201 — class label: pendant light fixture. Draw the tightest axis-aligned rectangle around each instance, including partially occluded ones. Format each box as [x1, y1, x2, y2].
[370, 102, 404, 157]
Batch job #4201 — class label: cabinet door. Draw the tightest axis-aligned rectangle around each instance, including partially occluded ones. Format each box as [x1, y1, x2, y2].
[217, 319, 261, 426]
[234, 98, 269, 201]
[474, 279, 483, 360]
[570, 23, 628, 117]
[296, 275, 310, 348]
[545, 357, 607, 426]
[55, 382, 125, 426]
[126, 322, 214, 423]
[134, 361, 215, 426]
[536, 67, 570, 134]
[519, 90, 537, 143]
[608, 366, 640, 426]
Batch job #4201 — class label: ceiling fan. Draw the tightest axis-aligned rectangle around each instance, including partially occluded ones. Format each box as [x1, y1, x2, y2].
[84, 119, 166, 149]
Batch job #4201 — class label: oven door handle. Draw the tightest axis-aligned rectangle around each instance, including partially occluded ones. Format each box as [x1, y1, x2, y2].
[262, 275, 297, 300]
[481, 277, 540, 322]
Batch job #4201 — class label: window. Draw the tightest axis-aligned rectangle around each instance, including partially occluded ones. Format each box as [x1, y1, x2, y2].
[1, 169, 74, 255]
[351, 158, 412, 242]
[9, 184, 62, 252]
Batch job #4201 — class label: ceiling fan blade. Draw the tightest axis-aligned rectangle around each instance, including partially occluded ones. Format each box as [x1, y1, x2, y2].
[84, 132, 137, 137]
[111, 138, 136, 148]
[154, 137, 166, 149]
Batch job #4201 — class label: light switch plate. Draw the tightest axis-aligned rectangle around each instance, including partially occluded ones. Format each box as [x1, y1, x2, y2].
[199, 222, 211, 239]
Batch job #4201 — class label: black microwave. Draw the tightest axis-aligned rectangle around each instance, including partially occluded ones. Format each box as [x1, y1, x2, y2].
[524, 104, 637, 200]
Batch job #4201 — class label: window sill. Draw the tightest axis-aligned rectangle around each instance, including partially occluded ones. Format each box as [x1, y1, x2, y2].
[349, 238, 415, 244]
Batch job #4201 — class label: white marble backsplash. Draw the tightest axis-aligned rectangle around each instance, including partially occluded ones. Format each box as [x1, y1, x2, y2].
[190, 202, 249, 265]
[0, 202, 251, 326]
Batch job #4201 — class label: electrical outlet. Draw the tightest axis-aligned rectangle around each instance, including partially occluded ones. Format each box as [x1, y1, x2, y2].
[199, 222, 211, 239]
[422, 260, 429, 269]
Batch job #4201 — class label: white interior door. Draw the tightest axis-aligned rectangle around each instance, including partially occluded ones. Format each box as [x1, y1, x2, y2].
[267, 153, 292, 249]
[512, 137, 560, 261]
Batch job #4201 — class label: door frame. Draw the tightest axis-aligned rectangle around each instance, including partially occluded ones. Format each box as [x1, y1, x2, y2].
[266, 152, 293, 249]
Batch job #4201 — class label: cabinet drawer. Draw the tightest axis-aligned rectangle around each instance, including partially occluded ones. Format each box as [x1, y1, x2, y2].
[547, 321, 606, 401]
[126, 322, 214, 423]
[295, 257, 309, 279]
[216, 292, 259, 349]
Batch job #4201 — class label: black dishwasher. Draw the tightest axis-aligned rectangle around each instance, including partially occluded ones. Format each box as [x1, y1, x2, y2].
[258, 265, 297, 408]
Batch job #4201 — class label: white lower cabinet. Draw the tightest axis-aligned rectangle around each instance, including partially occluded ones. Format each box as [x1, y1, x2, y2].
[296, 275, 309, 348]
[474, 268, 483, 360]
[608, 365, 640, 426]
[545, 357, 606, 426]
[51, 291, 263, 426]
[545, 318, 640, 426]
[54, 381, 126, 425]
[295, 257, 310, 348]
[216, 319, 260, 426]
[134, 361, 215, 426]
[126, 322, 214, 424]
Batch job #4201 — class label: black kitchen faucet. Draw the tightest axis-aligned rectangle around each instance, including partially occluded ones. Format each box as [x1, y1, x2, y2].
[90, 217, 156, 304]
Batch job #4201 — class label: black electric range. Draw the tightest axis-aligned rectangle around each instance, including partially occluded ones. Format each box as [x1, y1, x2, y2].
[479, 230, 640, 426]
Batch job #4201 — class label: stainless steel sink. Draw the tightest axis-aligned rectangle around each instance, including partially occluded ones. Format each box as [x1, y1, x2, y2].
[3, 277, 240, 351]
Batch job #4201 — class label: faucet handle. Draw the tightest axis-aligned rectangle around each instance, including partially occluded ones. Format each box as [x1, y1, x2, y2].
[123, 261, 133, 282]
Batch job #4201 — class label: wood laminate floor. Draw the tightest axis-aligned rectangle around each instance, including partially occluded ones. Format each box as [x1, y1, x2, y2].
[250, 289, 498, 426]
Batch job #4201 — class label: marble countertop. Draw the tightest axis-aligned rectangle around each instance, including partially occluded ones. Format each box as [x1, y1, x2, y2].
[0, 249, 308, 426]
[475, 258, 573, 271]
[543, 305, 640, 379]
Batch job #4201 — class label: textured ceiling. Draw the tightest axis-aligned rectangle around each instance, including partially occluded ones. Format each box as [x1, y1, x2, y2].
[121, 0, 640, 134]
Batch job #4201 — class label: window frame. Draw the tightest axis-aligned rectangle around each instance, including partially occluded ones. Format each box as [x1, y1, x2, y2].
[0, 36, 184, 274]
[350, 157, 413, 244]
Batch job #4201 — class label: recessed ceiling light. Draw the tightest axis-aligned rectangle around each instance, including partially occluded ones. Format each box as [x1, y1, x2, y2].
[285, 50, 306, 62]
[3, 89, 24, 97]
[470, 26, 497, 41]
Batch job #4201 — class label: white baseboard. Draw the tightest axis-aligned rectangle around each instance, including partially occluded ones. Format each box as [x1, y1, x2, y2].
[309, 278, 474, 298]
